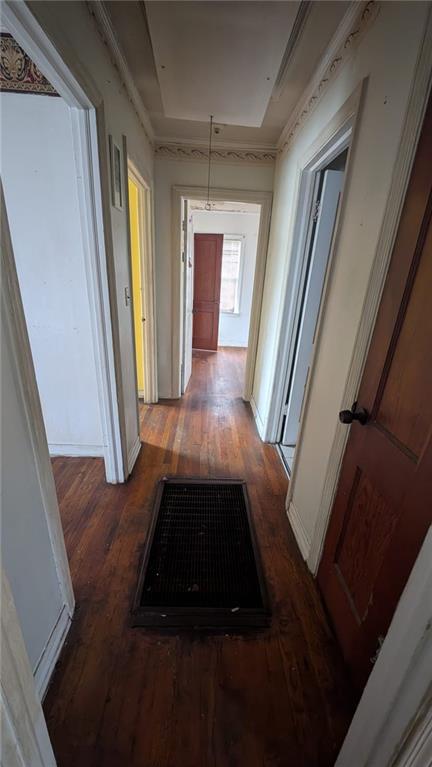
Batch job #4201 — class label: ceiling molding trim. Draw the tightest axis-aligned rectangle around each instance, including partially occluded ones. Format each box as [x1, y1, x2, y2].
[155, 134, 278, 152]
[278, 0, 380, 154]
[155, 142, 276, 165]
[86, 1, 154, 146]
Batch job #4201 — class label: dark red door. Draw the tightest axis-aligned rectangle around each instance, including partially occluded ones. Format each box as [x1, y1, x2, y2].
[318, 96, 432, 690]
[192, 234, 223, 351]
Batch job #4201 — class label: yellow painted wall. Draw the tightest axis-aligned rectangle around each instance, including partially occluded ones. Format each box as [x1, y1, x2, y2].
[128, 177, 144, 393]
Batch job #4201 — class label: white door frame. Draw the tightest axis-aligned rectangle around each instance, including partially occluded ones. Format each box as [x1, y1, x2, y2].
[2, 1, 125, 483]
[171, 185, 272, 400]
[281, 168, 344, 449]
[127, 161, 158, 404]
[266, 120, 353, 446]
[1, 567, 58, 767]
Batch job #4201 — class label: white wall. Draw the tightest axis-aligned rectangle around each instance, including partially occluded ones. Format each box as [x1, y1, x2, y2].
[192, 210, 260, 347]
[252, 2, 430, 556]
[154, 159, 274, 396]
[29, 0, 155, 470]
[1, 93, 103, 456]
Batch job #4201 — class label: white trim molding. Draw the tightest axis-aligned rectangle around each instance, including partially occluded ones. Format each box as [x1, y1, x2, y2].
[171, 185, 272, 401]
[127, 436, 142, 476]
[392, 695, 432, 767]
[72, 108, 125, 483]
[48, 443, 105, 458]
[34, 606, 71, 700]
[1, 568, 58, 767]
[2, 0, 93, 108]
[265, 86, 363, 449]
[336, 528, 432, 767]
[249, 396, 266, 441]
[278, 0, 380, 154]
[3, 1, 128, 483]
[1, 183, 74, 617]
[307, 8, 432, 575]
[85, 0, 154, 145]
[156, 143, 276, 165]
[128, 160, 159, 404]
[287, 501, 311, 561]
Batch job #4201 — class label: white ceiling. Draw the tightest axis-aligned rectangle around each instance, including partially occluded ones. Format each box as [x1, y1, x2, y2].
[104, 1, 350, 148]
[145, 1, 301, 127]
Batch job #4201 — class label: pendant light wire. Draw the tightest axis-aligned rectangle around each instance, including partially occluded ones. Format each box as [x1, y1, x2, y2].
[205, 115, 214, 211]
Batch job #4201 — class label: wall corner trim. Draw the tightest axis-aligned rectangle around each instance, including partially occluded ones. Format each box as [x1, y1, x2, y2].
[249, 395, 266, 440]
[34, 604, 72, 700]
[86, 0, 154, 146]
[127, 436, 142, 476]
[278, 0, 380, 154]
[287, 501, 311, 561]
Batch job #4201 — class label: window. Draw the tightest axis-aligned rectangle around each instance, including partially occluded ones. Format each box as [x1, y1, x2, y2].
[220, 237, 243, 314]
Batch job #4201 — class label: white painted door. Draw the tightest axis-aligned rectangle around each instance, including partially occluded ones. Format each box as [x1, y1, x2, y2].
[282, 170, 343, 446]
[182, 200, 194, 392]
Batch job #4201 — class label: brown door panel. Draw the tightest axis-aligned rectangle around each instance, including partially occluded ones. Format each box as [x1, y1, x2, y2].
[192, 234, 223, 351]
[318, 96, 432, 690]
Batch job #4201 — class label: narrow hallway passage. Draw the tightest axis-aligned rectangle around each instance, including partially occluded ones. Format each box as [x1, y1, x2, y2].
[45, 348, 354, 767]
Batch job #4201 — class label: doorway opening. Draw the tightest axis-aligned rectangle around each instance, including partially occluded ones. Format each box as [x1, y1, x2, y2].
[275, 143, 349, 475]
[127, 162, 158, 404]
[181, 198, 262, 396]
[0, 66, 108, 465]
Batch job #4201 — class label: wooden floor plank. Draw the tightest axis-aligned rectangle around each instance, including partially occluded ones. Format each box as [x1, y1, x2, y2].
[45, 348, 354, 766]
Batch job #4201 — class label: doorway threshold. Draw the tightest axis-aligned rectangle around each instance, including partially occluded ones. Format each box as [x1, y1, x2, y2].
[277, 444, 295, 478]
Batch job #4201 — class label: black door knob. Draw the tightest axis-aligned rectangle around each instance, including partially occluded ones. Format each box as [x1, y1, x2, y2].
[339, 401, 368, 425]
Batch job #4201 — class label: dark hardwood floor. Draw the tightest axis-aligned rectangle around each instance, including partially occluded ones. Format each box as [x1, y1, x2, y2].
[45, 348, 354, 767]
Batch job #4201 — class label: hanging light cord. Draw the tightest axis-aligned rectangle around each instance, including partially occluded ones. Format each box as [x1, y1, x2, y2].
[205, 115, 213, 210]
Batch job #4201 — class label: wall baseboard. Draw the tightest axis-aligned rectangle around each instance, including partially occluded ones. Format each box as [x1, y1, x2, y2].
[287, 500, 311, 561]
[127, 436, 142, 476]
[48, 442, 104, 458]
[34, 604, 71, 700]
[249, 395, 266, 440]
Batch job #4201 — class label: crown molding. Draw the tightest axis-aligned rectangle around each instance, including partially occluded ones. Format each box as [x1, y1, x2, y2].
[86, 1, 154, 146]
[155, 142, 276, 165]
[154, 134, 278, 152]
[278, 0, 380, 154]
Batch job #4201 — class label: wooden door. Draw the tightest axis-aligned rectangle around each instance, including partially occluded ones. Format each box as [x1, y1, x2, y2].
[318, 96, 432, 690]
[192, 233, 223, 351]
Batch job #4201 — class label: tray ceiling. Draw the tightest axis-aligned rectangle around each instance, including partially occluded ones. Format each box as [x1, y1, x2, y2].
[102, 1, 350, 148]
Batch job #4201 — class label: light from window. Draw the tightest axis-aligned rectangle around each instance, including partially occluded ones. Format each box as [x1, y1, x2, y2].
[220, 238, 242, 314]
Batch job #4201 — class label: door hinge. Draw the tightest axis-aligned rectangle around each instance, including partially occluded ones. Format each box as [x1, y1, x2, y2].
[181, 250, 185, 263]
[182, 219, 187, 232]
[312, 199, 321, 223]
[282, 402, 288, 416]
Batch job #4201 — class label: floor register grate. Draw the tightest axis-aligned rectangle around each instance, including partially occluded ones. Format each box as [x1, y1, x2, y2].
[132, 478, 270, 629]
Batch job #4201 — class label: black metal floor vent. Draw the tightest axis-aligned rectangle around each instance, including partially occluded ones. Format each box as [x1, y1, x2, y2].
[132, 478, 270, 629]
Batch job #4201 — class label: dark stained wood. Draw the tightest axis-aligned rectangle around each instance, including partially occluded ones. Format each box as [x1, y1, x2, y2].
[318, 95, 432, 690]
[192, 233, 223, 350]
[45, 349, 354, 767]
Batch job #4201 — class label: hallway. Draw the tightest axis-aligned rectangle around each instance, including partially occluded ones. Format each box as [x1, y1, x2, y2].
[45, 348, 354, 767]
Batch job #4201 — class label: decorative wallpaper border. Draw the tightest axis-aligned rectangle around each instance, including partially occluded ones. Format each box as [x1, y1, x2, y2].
[0, 32, 58, 96]
[278, 0, 380, 154]
[155, 143, 277, 165]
